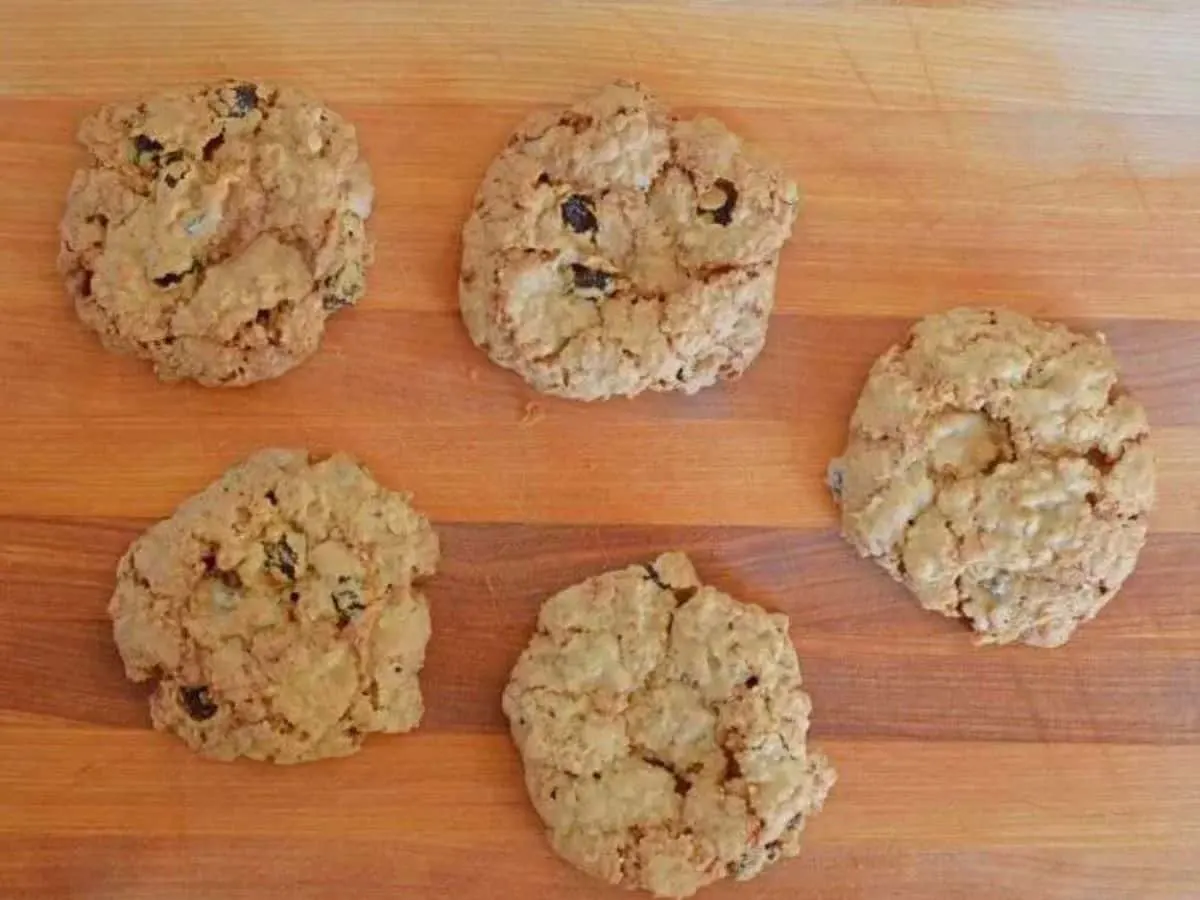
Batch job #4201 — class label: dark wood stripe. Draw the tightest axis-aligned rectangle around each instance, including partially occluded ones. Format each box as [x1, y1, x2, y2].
[2, 838, 1196, 900]
[2, 519, 1196, 743]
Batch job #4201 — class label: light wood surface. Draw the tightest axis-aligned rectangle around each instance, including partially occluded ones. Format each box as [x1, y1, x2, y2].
[2, 1, 1200, 898]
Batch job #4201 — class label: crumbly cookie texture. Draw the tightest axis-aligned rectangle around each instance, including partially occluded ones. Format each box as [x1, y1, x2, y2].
[828, 307, 1155, 648]
[460, 80, 799, 401]
[60, 81, 374, 386]
[109, 449, 438, 763]
[503, 553, 834, 898]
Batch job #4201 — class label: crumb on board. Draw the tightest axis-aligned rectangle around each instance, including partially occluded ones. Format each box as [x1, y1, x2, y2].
[520, 401, 545, 426]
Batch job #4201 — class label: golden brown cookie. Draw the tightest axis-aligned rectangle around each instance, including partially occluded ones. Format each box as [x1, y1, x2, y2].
[503, 553, 834, 898]
[109, 450, 438, 762]
[60, 81, 373, 386]
[828, 308, 1156, 647]
[460, 81, 799, 401]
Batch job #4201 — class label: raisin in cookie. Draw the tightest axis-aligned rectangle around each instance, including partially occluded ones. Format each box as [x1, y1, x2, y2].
[109, 449, 437, 762]
[59, 81, 373, 386]
[828, 308, 1155, 648]
[503, 553, 834, 898]
[460, 81, 798, 401]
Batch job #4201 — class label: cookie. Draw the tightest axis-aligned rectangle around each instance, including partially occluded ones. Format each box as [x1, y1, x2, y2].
[59, 81, 373, 386]
[502, 553, 834, 898]
[109, 449, 438, 762]
[828, 308, 1155, 648]
[460, 81, 798, 401]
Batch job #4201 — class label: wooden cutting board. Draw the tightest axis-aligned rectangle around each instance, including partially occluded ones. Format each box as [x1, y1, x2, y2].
[2, 1, 1199, 897]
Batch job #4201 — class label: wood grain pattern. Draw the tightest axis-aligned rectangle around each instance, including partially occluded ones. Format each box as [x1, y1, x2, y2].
[2, 1, 1199, 897]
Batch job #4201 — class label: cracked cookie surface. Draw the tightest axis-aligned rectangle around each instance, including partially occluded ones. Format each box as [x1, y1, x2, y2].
[502, 552, 834, 898]
[109, 449, 438, 762]
[828, 307, 1156, 647]
[60, 80, 374, 386]
[460, 81, 799, 401]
